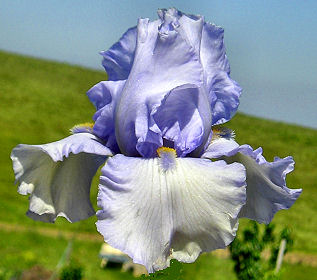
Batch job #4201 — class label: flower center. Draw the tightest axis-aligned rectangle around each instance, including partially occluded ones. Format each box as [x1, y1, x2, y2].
[157, 147, 177, 171]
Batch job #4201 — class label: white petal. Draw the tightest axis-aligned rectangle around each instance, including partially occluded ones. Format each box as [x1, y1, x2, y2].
[96, 154, 246, 272]
[202, 137, 302, 224]
[11, 133, 112, 223]
[227, 149, 302, 223]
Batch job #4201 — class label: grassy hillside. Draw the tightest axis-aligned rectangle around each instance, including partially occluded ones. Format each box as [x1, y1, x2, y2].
[1, 50, 316, 278]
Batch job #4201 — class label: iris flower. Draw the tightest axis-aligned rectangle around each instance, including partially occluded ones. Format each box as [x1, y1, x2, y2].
[11, 8, 301, 273]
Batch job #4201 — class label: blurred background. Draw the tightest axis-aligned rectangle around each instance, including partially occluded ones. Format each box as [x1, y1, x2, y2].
[1, 0, 317, 279]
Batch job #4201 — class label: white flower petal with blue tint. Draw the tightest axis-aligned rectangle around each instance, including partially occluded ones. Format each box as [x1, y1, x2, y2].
[202, 136, 302, 224]
[202, 137, 239, 159]
[96, 152, 246, 272]
[11, 133, 113, 223]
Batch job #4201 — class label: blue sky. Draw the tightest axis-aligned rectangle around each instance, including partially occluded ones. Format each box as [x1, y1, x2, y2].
[1, 0, 317, 128]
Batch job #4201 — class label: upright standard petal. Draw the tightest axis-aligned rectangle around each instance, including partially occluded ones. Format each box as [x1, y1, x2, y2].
[157, 9, 241, 125]
[11, 133, 113, 223]
[202, 136, 302, 224]
[201, 23, 241, 125]
[114, 17, 205, 157]
[208, 70, 242, 125]
[96, 153, 246, 272]
[157, 8, 203, 54]
[200, 22, 230, 74]
[153, 84, 211, 157]
[100, 27, 137, 81]
[87, 80, 126, 153]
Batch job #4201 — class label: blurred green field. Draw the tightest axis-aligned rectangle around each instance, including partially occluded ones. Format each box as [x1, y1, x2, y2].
[1, 228, 317, 280]
[0, 50, 316, 279]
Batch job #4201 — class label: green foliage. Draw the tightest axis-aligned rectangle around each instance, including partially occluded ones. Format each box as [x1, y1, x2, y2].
[229, 221, 294, 280]
[230, 222, 265, 279]
[60, 261, 84, 280]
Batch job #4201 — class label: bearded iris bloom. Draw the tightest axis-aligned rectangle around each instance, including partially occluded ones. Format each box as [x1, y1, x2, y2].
[11, 8, 301, 273]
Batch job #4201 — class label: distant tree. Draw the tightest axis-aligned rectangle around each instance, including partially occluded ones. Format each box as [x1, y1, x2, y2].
[229, 221, 293, 280]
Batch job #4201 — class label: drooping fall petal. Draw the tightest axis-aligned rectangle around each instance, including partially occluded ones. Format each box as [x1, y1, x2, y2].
[11, 133, 112, 222]
[96, 153, 246, 272]
[202, 137, 302, 223]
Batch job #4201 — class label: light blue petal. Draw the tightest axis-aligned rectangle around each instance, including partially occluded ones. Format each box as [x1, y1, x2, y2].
[208, 70, 242, 125]
[158, 8, 203, 54]
[202, 137, 239, 159]
[200, 22, 230, 73]
[97, 8, 243, 157]
[153, 84, 211, 157]
[177, 10, 204, 53]
[202, 137, 302, 223]
[157, 9, 241, 126]
[201, 23, 242, 125]
[100, 27, 137, 80]
[87, 80, 126, 153]
[232, 146, 302, 223]
[96, 154, 246, 272]
[115, 17, 204, 157]
[11, 133, 112, 223]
